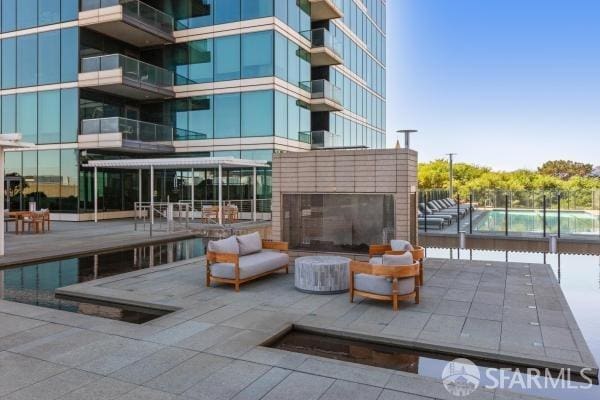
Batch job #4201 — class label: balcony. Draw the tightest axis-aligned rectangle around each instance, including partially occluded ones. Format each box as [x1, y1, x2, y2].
[79, 117, 175, 153]
[309, 0, 343, 21]
[79, 54, 174, 100]
[300, 130, 342, 149]
[301, 28, 343, 66]
[79, 0, 174, 47]
[300, 79, 344, 112]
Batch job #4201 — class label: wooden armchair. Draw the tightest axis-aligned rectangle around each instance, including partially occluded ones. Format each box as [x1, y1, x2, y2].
[369, 244, 425, 286]
[23, 211, 45, 234]
[349, 260, 420, 311]
[206, 239, 289, 292]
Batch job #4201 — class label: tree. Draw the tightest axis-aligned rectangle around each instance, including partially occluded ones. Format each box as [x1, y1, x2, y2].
[538, 160, 593, 180]
[591, 166, 600, 177]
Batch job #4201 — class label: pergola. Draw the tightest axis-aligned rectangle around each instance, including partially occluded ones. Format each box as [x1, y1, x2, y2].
[83, 157, 270, 225]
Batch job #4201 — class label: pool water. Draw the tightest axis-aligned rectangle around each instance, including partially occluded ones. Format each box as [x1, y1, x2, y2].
[424, 248, 600, 400]
[474, 209, 599, 236]
[0, 238, 205, 322]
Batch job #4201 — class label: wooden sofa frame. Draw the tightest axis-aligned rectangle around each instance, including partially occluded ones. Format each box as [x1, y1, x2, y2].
[206, 240, 289, 292]
[369, 244, 425, 286]
[349, 260, 420, 311]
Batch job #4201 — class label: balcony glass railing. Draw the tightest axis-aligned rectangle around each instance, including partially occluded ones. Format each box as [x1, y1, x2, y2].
[299, 130, 342, 148]
[300, 79, 343, 104]
[81, 54, 174, 88]
[81, 0, 174, 34]
[81, 117, 174, 142]
[300, 28, 343, 59]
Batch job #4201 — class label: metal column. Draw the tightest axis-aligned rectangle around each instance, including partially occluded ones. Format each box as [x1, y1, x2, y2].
[94, 166, 98, 223]
[252, 167, 257, 222]
[218, 164, 223, 225]
[0, 149, 4, 256]
[150, 165, 154, 225]
[191, 168, 195, 220]
[138, 169, 142, 218]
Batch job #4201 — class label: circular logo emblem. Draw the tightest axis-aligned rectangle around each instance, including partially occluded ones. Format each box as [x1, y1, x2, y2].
[442, 358, 481, 397]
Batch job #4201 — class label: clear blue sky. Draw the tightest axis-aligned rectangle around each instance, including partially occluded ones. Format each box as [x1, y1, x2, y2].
[386, 0, 600, 170]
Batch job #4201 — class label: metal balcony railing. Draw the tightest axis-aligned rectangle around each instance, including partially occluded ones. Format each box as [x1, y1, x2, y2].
[300, 79, 343, 104]
[81, 54, 174, 88]
[81, 117, 174, 142]
[81, 0, 174, 34]
[300, 28, 343, 59]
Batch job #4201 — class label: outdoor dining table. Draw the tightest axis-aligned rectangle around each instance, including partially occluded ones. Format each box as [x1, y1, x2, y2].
[7, 211, 50, 234]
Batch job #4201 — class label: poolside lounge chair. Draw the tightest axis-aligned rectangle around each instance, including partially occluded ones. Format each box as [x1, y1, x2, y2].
[438, 199, 471, 214]
[350, 253, 420, 311]
[426, 201, 464, 218]
[417, 211, 446, 230]
[206, 232, 289, 292]
[430, 200, 467, 217]
[419, 203, 454, 223]
[369, 241, 425, 286]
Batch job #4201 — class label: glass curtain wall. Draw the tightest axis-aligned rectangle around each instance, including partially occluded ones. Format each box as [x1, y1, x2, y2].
[1, 0, 78, 32]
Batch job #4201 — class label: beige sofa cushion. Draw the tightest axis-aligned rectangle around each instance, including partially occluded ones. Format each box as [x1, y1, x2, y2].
[237, 232, 262, 256]
[210, 251, 289, 280]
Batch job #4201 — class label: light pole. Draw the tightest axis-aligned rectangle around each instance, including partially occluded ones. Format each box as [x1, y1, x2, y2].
[447, 153, 457, 198]
[396, 130, 418, 149]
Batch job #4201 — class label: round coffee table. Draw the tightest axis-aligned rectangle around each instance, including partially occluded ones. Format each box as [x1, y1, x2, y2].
[294, 256, 351, 294]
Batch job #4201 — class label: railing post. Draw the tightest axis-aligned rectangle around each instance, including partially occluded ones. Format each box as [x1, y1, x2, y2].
[456, 194, 460, 234]
[424, 192, 428, 233]
[505, 194, 509, 236]
[543, 195, 547, 238]
[469, 193, 473, 234]
[558, 193, 561, 238]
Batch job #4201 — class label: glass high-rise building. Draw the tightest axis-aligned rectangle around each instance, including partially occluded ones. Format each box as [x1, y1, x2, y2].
[0, 0, 386, 218]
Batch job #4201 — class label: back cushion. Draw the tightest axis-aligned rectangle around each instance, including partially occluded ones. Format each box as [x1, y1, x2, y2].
[382, 253, 413, 266]
[390, 240, 414, 251]
[237, 232, 262, 256]
[207, 236, 239, 255]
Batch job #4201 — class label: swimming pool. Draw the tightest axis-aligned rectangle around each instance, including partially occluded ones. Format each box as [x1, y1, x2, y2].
[474, 209, 599, 236]
[0, 238, 205, 322]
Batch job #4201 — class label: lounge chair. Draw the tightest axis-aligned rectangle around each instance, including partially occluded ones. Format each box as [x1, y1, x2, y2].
[350, 253, 420, 311]
[206, 232, 289, 292]
[426, 201, 464, 218]
[419, 203, 454, 223]
[369, 240, 425, 286]
[430, 200, 467, 217]
[417, 211, 446, 230]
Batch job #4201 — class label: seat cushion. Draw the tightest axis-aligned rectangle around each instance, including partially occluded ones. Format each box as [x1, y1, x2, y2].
[390, 240, 414, 252]
[383, 253, 413, 265]
[369, 257, 383, 265]
[355, 274, 415, 296]
[207, 236, 239, 255]
[210, 251, 289, 280]
[237, 232, 262, 256]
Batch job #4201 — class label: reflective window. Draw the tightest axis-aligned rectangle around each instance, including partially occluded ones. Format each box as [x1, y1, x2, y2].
[38, 91, 61, 144]
[287, 96, 299, 141]
[188, 39, 213, 83]
[17, 34, 37, 87]
[38, 30, 61, 85]
[1, 0, 16, 32]
[274, 0, 287, 23]
[214, 93, 240, 138]
[241, 91, 273, 137]
[274, 91, 287, 138]
[274, 32, 287, 81]
[22, 151, 38, 206]
[17, 93, 37, 143]
[37, 150, 61, 209]
[1, 38, 16, 89]
[61, 0, 78, 22]
[241, 0, 272, 20]
[188, 96, 213, 139]
[287, 0, 299, 31]
[1, 95, 16, 134]
[38, 0, 60, 26]
[17, 0, 37, 30]
[214, 0, 240, 25]
[60, 88, 78, 142]
[60, 149, 78, 211]
[61, 27, 79, 82]
[287, 42, 299, 86]
[241, 31, 273, 78]
[214, 35, 240, 81]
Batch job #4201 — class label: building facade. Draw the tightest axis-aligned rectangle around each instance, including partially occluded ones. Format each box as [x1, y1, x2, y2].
[0, 0, 386, 219]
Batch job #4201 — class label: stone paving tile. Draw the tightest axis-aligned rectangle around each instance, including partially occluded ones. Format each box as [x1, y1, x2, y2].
[419, 315, 466, 343]
[296, 357, 393, 387]
[174, 325, 244, 352]
[78, 339, 165, 375]
[386, 372, 494, 400]
[320, 380, 383, 400]
[468, 302, 503, 321]
[1, 369, 100, 400]
[260, 372, 334, 400]
[220, 309, 299, 333]
[377, 389, 430, 400]
[435, 300, 471, 317]
[381, 311, 431, 339]
[182, 360, 270, 400]
[230, 368, 291, 400]
[110, 347, 199, 385]
[0, 352, 68, 397]
[145, 321, 214, 345]
[116, 387, 177, 400]
[60, 377, 137, 400]
[459, 318, 501, 350]
[0, 323, 70, 352]
[0, 313, 47, 338]
[204, 329, 274, 358]
[540, 326, 577, 350]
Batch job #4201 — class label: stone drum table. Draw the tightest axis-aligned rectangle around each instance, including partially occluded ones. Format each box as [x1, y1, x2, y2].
[294, 256, 351, 294]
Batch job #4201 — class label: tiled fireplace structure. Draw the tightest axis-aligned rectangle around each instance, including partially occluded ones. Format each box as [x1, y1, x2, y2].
[271, 149, 418, 257]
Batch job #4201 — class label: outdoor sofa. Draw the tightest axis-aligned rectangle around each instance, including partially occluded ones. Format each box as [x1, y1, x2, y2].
[206, 232, 289, 291]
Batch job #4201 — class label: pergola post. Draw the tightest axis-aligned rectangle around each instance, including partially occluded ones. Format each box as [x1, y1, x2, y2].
[191, 168, 195, 220]
[138, 169, 142, 218]
[218, 163, 223, 225]
[150, 165, 154, 225]
[0, 149, 4, 256]
[94, 166, 98, 223]
[252, 167, 257, 222]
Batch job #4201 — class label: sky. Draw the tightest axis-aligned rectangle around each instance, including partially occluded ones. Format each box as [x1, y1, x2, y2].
[385, 0, 600, 170]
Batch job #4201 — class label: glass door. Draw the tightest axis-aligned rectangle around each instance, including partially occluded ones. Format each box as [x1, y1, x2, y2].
[5, 176, 24, 211]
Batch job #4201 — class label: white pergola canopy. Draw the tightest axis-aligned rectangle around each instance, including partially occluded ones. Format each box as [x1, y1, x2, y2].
[82, 157, 270, 225]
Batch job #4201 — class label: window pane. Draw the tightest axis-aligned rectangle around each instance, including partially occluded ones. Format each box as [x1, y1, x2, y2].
[1, 95, 16, 134]
[22, 151, 38, 206]
[242, 91, 273, 137]
[37, 150, 60, 210]
[214, 93, 240, 138]
[214, 35, 240, 81]
[38, 30, 61, 85]
[287, 42, 299, 86]
[188, 96, 213, 139]
[241, 31, 273, 78]
[61, 27, 79, 82]
[38, 90, 61, 144]
[241, 0, 272, 20]
[17, 92, 37, 143]
[214, 0, 240, 25]
[1, 38, 16, 89]
[17, 34, 38, 87]
[287, 0, 299, 31]
[1, 0, 16, 32]
[274, 32, 287, 81]
[17, 0, 37, 30]
[39, 0, 60, 25]
[274, 91, 287, 138]
[274, 0, 287, 23]
[61, 0, 78, 21]
[188, 39, 213, 83]
[60, 149, 78, 211]
[287, 96, 299, 141]
[61, 88, 78, 142]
